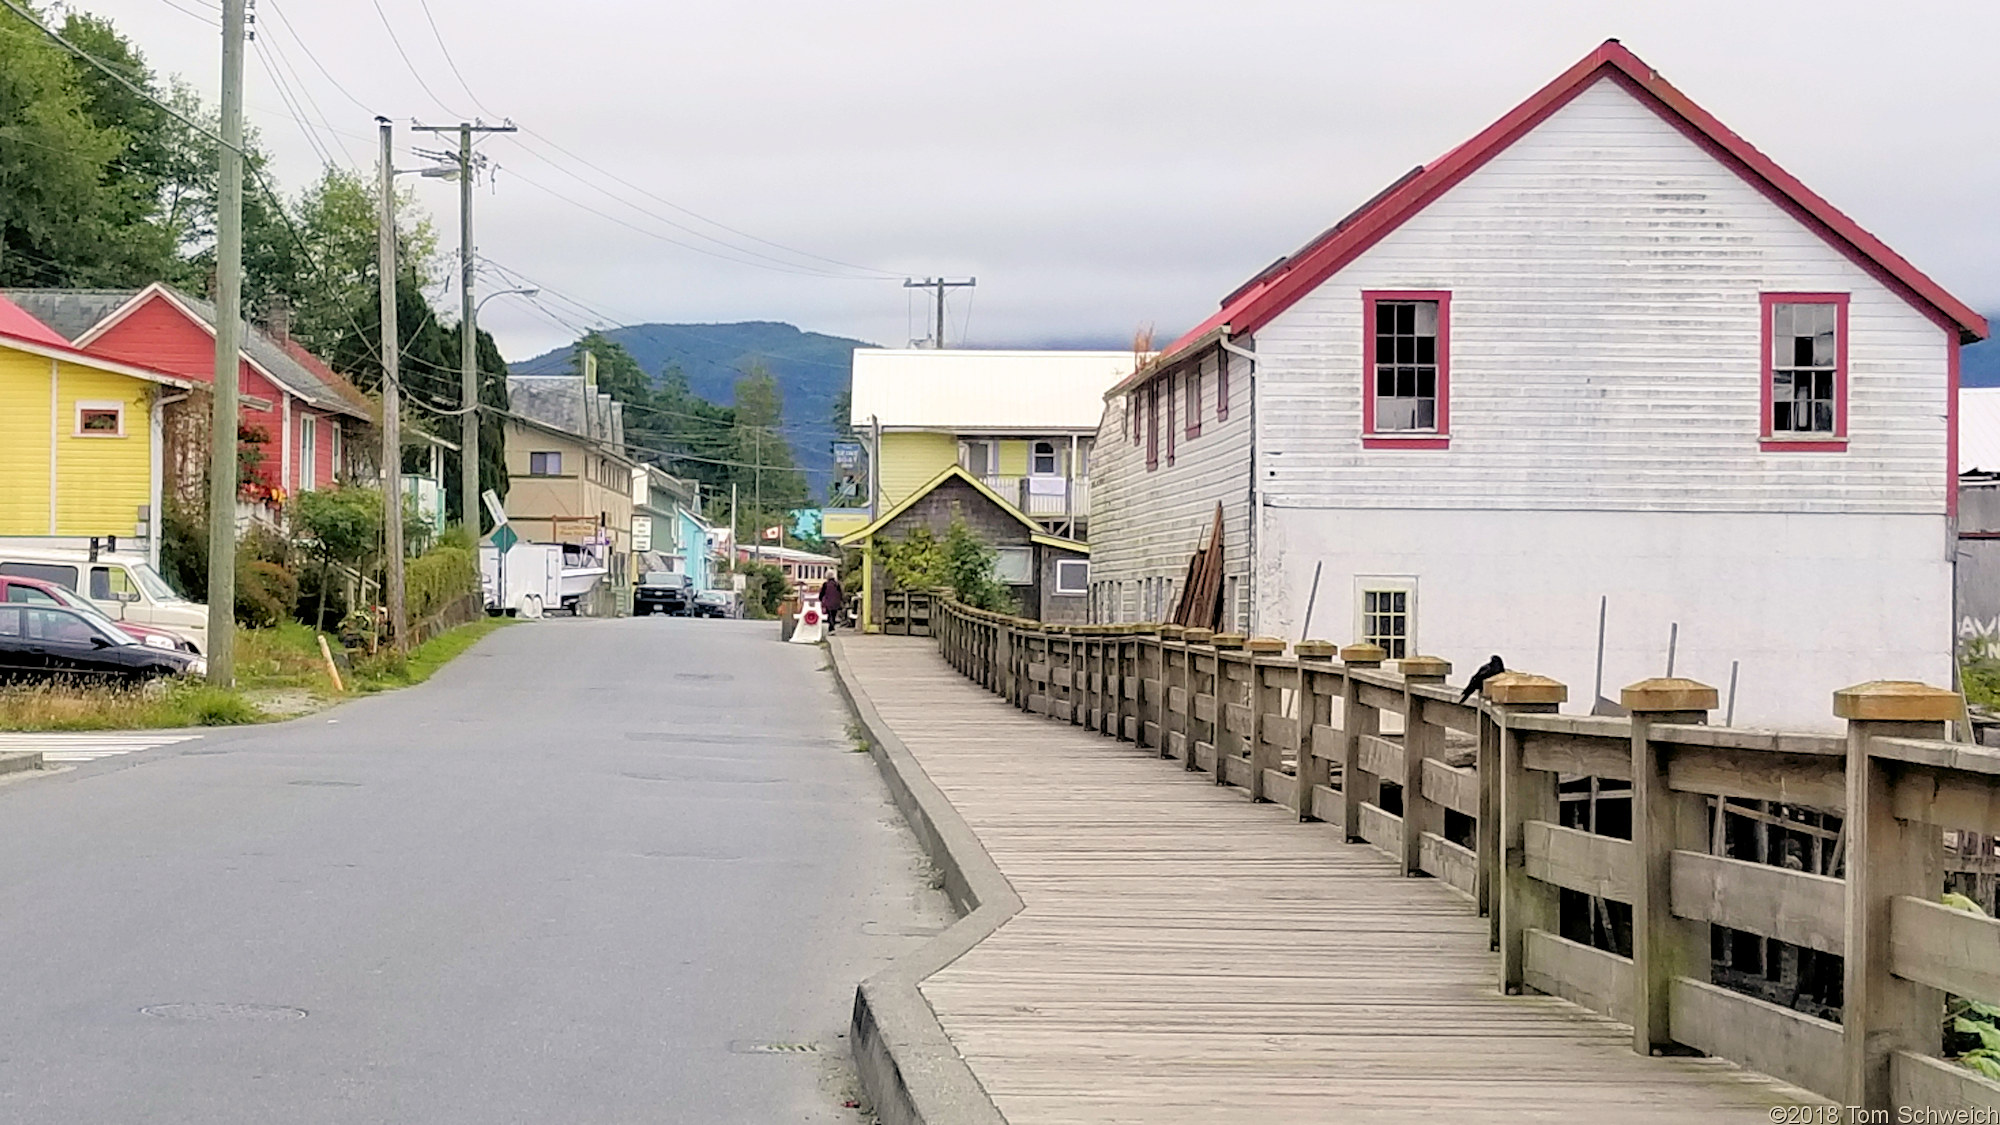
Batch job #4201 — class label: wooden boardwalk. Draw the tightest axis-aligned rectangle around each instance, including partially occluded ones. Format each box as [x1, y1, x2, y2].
[843, 637, 1819, 1124]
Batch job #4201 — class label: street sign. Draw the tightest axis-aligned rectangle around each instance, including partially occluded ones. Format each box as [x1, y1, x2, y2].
[632, 516, 653, 553]
[490, 524, 520, 553]
[833, 441, 863, 469]
[482, 489, 509, 527]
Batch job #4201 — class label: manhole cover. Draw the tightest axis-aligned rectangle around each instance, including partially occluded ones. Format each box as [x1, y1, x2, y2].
[728, 1040, 820, 1054]
[141, 1003, 307, 1022]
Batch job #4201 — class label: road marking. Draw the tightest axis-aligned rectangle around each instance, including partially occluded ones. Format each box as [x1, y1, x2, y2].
[0, 732, 202, 763]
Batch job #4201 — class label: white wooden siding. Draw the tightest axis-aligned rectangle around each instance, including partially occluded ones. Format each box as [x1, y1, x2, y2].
[1089, 348, 1253, 623]
[1253, 77, 1952, 517]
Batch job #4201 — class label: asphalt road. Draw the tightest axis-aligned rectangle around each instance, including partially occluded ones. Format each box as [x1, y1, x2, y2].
[0, 617, 946, 1123]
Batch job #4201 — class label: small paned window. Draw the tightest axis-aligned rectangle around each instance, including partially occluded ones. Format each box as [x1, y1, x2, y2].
[1165, 375, 1176, 466]
[1763, 294, 1848, 448]
[1361, 589, 1409, 659]
[1187, 365, 1202, 439]
[1055, 559, 1088, 595]
[75, 401, 124, 437]
[529, 451, 563, 476]
[1146, 383, 1160, 471]
[1031, 441, 1058, 476]
[1373, 301, 1440, 432]
[1217, 351, 1230, 421]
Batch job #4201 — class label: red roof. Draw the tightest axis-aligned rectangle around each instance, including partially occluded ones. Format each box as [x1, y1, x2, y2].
[1142, 40, 1987, 379]
[0, 293, 75, 349]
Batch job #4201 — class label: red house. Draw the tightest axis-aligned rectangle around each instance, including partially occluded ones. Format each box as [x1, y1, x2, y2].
[6, 284, 375, 511]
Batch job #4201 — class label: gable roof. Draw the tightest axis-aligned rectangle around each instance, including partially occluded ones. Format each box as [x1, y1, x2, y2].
[1124, 40, 1987, 390]
[0, 292, 78, 348]
[836, 464, 1090, 554]
[0, 294, 191, 388]
[8, 284, 374, 422]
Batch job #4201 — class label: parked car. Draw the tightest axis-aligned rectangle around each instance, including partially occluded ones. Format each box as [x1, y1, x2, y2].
[0, 547, 209, 653]
[633, 571, 690, 616]
[689, 590, 735, 619]
[0, 575, 199, 653]
[0, 603, 205, 684]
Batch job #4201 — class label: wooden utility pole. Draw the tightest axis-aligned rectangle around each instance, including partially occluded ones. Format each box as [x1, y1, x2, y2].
[902, 277, 975, 348]
[204, 0, 247, 685]
[378, 118, 407, 650]
[413, 120, 515, 532]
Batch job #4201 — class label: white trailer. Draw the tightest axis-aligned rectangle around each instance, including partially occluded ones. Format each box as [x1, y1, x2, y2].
[479, 542, 563, 619]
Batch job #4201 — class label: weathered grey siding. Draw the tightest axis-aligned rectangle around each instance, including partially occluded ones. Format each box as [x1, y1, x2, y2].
[1088, 348, 1254, 625]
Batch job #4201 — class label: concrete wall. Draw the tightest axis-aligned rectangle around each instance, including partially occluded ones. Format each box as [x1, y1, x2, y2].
[1256, 506, 1950, 732]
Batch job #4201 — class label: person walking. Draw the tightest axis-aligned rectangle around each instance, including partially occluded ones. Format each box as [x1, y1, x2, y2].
[819, 573, 844, 633]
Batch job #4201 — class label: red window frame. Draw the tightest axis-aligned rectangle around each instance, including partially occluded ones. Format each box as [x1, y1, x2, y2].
[1217, 350, 1230, 421]
[1760, 292, 1849, 452]
[1145, 381, 1160, 470]
[1166, 373, 1177, 466]
[1187, 363, 1203, 439]
[1361, 290, 1451, 450]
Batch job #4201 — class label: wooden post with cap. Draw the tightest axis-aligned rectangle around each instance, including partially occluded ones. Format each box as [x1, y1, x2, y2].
[1624, 676, 1717, 1056]
[1398, 656, 1451, 877]
[1837, 680, 1958, 1111]
[1488, 671, 1567, 993]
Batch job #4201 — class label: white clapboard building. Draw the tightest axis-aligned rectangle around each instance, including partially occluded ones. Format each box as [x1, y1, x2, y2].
[1088, 41, 1988, 730]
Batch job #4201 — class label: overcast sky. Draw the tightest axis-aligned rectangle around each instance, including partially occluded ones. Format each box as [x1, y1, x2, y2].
[61, 0, 2000, 364]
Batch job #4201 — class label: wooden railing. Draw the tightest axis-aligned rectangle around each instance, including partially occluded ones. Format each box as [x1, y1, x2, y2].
[928, 599, 2000, 1113]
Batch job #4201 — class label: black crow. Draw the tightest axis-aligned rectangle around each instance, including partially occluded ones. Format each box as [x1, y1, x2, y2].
[1459, 655, 1505, 703]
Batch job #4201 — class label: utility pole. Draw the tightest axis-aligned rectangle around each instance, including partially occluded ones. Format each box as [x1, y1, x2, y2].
[753, 430, 763, 562]
[205, 0, 247, 685]
[414, 120, 516, 533]
[729, 482, 738, 573]
[378, 118, 407, 651]
[903, 277, 975, 348]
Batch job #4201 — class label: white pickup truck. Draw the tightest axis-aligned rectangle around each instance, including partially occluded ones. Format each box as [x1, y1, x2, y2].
[0, 546, 210, 653]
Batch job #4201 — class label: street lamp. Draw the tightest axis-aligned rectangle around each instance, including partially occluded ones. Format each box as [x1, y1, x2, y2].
[460, 286, 537, 532]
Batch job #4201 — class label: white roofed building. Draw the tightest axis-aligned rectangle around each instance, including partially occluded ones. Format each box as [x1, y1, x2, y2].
[837, 348, 1145, 541]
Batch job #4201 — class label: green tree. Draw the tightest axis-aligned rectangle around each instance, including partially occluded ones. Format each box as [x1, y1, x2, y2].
[0, 4, 128, 285]
[292, 486, 384, 630]
[732, 365, 807, 537]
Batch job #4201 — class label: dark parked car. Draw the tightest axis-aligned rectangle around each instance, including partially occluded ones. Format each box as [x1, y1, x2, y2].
[0, 604, 205, 685]
[633, 571, 690, 616]
[689, 590, 734, 619]
[0, 575, 199, 653]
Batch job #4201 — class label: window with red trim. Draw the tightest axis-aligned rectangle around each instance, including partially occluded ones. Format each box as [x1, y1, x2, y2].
[1217, 351, 1230, 420]
[1362, 291, 1450, 449]
[1145, 381, 1159, 470]
[1165, 373, 1177, 466]
[1187, 364, 1202, 439]
[1761, 293, 1848, 451]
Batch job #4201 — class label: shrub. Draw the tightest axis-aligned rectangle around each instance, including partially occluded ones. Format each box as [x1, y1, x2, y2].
[405, 545, 478, 622]
[235, 558, 300, 628]
[875, 517, 1012, 613]
[739, 560, 789, 618]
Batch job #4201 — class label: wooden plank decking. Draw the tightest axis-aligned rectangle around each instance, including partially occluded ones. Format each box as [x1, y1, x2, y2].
[843, 637, 1820, 1124]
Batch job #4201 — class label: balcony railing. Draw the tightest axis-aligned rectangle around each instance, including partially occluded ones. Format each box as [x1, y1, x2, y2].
[981, 474, 1089, 520]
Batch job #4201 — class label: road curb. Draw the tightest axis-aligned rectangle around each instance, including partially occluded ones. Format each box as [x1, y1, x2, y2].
[827, 636, 1018, 1125]
[0, 751, 42, 776]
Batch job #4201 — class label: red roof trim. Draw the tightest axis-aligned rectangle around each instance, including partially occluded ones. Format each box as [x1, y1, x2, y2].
[0, 293, 73, 349]
[1217, 40, 1986, 351]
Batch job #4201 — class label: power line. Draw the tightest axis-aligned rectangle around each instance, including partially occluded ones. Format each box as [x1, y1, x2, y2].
[262, 0, 374, 115]
[507, 127, 904, 280]
[367, 0, 463, 117]
[497, 165, 874, 280]
[412, 0, 495, 120]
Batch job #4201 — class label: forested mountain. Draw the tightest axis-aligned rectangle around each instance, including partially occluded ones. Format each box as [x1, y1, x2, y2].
[514, 322, 871, 496]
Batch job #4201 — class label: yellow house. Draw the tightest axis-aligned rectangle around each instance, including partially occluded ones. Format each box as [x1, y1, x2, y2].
[836, 349, 1145, 543]
[0, 297, 191, 565]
